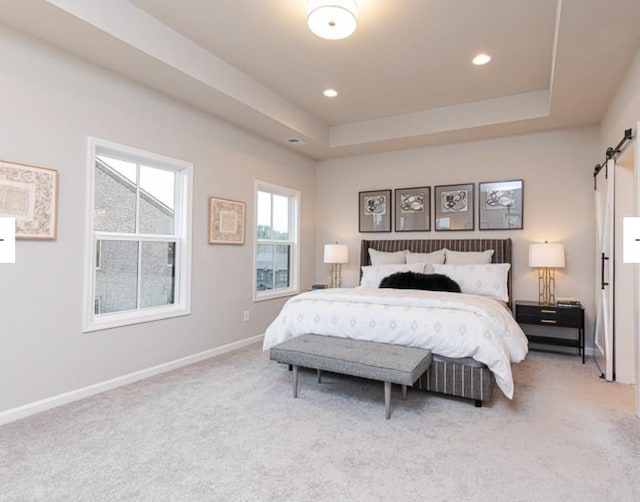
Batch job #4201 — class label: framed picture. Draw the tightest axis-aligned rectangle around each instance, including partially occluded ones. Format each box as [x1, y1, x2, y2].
[434, 183, 474, 231]
[479, 179, 524, 230]
[0, 160, 58, 240]
[208, 197, 245, 244]
[359, 189, 391, 232]
[394, 186, 430, 232]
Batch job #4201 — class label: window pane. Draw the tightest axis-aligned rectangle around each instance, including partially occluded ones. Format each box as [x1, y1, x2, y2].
[95, 240, 139, 314]
[140, 241, 176, 308]
[257, 191, 272, 239]
[274, 244, 291, 289]
[273, 195, 289, 240]
[94, 157, 137, 233]
[139, 165, 175, 235]
[256, 244, 274, 291]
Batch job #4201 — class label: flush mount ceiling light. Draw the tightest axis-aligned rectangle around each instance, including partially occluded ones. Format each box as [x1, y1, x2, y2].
[472, 53, 492, 65]
[323, 88, 338, 97]
[307, 0, 358, 40]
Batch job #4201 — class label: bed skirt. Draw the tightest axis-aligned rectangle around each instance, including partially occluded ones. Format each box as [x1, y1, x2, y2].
[417, 355, 494, 404]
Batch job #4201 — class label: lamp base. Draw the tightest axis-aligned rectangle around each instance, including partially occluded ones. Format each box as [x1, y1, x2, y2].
[538, 268, 556, 305]
[329, 263, 342, 288]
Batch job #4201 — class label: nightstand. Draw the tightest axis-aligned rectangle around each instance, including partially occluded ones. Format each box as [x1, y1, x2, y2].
[515, 300, 585, 363]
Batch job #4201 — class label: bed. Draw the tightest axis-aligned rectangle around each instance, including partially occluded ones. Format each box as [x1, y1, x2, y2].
[263, 238, 528, 406]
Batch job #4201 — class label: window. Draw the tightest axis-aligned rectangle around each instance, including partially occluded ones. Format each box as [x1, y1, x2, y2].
[83, 138, 192, 332]
[254, 181, 300, 300]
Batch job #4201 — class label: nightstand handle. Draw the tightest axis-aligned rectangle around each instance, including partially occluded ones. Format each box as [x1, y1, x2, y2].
[541, 319, 557, 324]
[541, 309, 556, 314]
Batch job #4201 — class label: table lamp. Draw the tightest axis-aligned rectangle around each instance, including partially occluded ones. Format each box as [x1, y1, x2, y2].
[323, 243, 349, 288]
[529, 241, 565, 305]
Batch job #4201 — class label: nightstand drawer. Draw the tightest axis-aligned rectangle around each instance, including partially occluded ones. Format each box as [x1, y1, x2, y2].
[515, 304, 583, 328]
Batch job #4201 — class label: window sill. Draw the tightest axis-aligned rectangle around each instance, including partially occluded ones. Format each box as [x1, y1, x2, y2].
[83, 305, 191, 332]
[253, 288, 299, 302]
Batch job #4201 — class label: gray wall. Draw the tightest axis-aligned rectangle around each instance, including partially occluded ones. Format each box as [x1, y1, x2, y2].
[0, 25, 315, 412]
[314, 127, 600, 349]
[599, 45, 640, 387]
[3, 21, 638, 414]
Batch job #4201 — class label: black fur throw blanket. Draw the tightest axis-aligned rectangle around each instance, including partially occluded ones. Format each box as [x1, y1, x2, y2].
[379, 271, 461, 293]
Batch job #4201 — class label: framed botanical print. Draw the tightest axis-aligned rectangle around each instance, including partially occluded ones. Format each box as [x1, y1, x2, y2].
[479, 179, 524, 230]
[434, 183, 474, 231]
[394, 186, 430, 232]
[208, 196, 246, 244]
[359, 189, 391, 232]
[0, 160, 58, 239]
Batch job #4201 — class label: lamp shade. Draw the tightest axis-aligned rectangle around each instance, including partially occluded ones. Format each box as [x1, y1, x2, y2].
[307, 0, 358, 40]
[529, 243, 565, 268]
[323, 244, 349, 264]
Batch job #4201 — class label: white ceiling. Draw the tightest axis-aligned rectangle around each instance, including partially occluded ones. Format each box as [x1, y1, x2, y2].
[1, 0, 640, 159]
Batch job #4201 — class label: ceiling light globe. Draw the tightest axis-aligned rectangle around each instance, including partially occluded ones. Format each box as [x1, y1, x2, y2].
[323, 88, 338, 97]
[307, 0, 358, 40]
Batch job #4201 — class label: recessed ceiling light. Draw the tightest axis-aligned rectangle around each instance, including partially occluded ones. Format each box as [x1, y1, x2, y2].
[473, 54, 491, 65]
[323, 88, 338, 97]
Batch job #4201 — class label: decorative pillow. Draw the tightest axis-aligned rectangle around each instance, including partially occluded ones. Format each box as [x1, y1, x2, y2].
[406, 249, 446, 265]
[432, 263, 510, 302]
[359, 263, 426, 288]
[368, 248, 408, 265]
[379, 272, 461, 292]
[444, 249, 494, 264]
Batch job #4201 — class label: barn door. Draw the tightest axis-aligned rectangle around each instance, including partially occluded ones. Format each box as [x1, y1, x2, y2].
[594, 158, 615, 381]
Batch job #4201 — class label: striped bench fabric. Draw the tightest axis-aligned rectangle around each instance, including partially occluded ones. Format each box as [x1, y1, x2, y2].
[418, 355, 494, 404]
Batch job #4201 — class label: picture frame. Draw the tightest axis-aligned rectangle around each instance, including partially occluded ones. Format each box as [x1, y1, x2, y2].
[208, 196, 246, 244]
[359, 189, 392, 232]
[394, 186, 430, 232]
[434, 183, 474, 231]
[0, 159, 58, 240]
[478, 179, 524, 230]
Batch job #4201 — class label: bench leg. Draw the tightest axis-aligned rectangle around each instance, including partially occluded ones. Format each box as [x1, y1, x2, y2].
[317, 368, 322, 383]
[293, 365, 299, 398]
[384, 381, 392, 420]
[402, 384, 407, 401]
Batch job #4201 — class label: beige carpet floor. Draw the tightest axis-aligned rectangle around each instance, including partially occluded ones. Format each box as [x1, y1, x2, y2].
[1, 343, 638, 502]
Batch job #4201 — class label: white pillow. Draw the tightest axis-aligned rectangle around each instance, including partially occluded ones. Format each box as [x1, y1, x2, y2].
[406, 249, 446, 265]
[359, 263, 426, 288]
[368, 248, 408, 265]
[433, 263, 510, 302]
[445, 249, 494, 264]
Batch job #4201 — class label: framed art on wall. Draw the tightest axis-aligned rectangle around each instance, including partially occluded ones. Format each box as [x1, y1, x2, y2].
[208, 196, 246, 244]
[0, 160, 58, 240]
[434, 183, 474, 231]
[394, 186, 430, 232]
[479, 179, 523, 230]
[359, 189, 391, 232]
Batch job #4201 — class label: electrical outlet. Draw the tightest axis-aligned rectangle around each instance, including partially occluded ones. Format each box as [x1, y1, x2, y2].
[243, 310, 250, 322]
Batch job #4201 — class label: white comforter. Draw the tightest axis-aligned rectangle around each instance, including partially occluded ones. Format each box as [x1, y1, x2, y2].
[263, 288, 528, 399]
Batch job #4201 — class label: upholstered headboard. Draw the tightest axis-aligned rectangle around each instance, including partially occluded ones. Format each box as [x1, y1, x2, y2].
[360, 238, 513, 308]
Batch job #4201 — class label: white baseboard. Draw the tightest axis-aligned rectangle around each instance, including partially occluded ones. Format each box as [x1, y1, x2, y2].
[0, 334, 264, 426]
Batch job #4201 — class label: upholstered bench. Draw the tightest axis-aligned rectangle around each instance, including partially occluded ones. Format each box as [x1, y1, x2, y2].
[269, 334, 432, 419]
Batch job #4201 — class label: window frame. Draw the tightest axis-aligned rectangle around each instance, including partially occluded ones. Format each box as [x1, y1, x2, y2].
[253, 180, 300, 301]
[83, 137, 193, 332]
